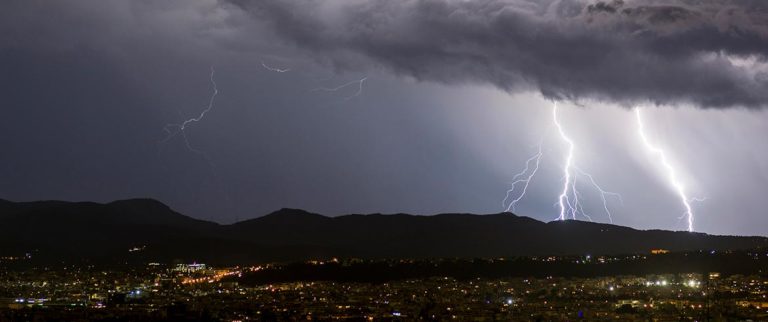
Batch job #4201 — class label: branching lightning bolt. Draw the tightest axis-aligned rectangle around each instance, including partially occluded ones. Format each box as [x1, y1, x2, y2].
[635, 108, 697, 232]
[502, 143, 543, 212]
[503, 103, 621, 223]
[574, 166, 624, 223]
[311, 77, 367, 100]
[161, 66, 219, 151]
[157, 66, 235, 215]
[552, 103, 622, 223]
[158, 66, 225, 191]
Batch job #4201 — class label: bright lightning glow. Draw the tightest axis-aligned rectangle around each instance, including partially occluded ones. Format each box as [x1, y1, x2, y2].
[502, 144, 543, 212]
[635, 108, 696, 232]
[312, 77, 367, 100]
[553, 103, 576, 221]
[504, 102, 620, 222]
[551, 103, 622, 223]
[261, 61, 290, 73]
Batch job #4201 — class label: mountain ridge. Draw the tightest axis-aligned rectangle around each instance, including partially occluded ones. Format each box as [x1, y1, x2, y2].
[0, 198, 765, 264]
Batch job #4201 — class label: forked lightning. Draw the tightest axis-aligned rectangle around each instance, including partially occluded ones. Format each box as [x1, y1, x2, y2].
[504, 102, 622, 224]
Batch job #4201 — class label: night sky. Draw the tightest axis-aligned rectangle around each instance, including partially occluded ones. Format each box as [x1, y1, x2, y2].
[2, 0, 767, 236]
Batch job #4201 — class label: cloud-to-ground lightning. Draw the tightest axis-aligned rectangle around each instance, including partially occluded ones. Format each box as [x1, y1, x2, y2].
[551, 103, 622, 223]
[503, 103, 621, 223]
[261, 61, 290, 73]
[635, 108, 697, 232]
[553, 103, 577, 221]
[311, 77, 368, 100]
[573, 166, 623, 224]
[502, 144, 543, 212]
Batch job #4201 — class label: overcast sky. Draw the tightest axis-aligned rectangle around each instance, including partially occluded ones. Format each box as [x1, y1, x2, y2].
[1, 0, 767, 236]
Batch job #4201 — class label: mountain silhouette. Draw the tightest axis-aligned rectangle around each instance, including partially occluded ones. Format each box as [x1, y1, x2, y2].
[0, 199, 765, 264]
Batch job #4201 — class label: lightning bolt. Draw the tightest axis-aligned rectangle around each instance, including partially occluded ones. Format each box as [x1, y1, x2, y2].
[161, 66, 219, 151]
[573, 166, 623, 224]
[502, 143, 543, 212]
[261, 61, 290, 73]
[158, 66, 234, 221]
[158, 66, 232, 211]
[635, 108, 697, 232]
[503, 103, 621, 223]
[311, 77, 368, 100]
[553, 103, 577, 221]
[552, 103, 622, 223]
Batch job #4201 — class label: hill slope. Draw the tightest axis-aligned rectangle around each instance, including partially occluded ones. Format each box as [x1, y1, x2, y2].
[0, 199, 765, 264]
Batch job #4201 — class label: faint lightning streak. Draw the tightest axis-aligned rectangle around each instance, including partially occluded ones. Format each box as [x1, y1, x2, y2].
[574, 166, 623, 224]
[261, 61, 290, 73]
[503, 144, 543, 212]
[312, 77, 367, 100]
[635, 108, 695, 232]
[163, 66, 219, 141]
[572, 187, 593, 222]
[553, 103, 576, 221]
[159, 66, 221, 176]
[157, 66, 235, 220]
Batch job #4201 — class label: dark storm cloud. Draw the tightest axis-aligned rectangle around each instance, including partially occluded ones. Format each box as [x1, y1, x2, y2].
[230, 0, 768, 108]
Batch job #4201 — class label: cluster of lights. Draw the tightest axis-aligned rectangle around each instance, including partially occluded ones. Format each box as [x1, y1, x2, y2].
[127, 246, 146, 253]
[609, 279, 701, 291]
[14, 298, 46, 304]
[645, 280, 669, 286]
[181, 270, 240, 285]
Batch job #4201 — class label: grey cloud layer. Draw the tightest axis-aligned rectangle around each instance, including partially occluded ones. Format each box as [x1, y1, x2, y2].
[232, 0, 768, 108]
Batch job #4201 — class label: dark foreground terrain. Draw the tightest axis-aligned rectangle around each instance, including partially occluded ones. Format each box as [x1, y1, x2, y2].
[0, 198, 766, 264]
[2, 198, 768, 320]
